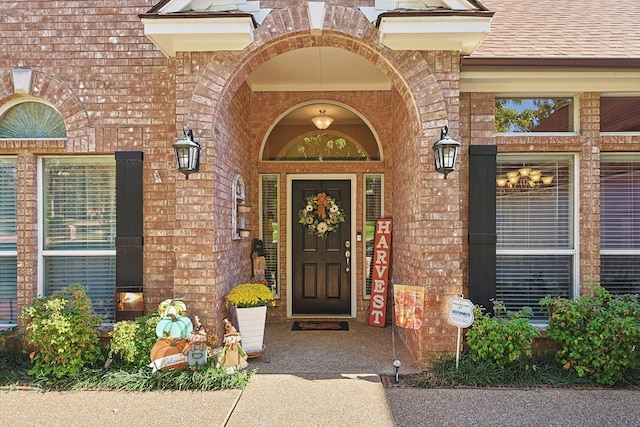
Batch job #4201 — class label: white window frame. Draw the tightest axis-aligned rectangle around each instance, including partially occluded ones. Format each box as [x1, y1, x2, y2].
[496, 153, 580, 324]
[259, 173, 280, 297]
[494, 95, 580, 136]
[363, 174, 384, 299]
[0, 156, 17, 327]
[37, 156, 116, 323]
[600, 153, 640, 294]
[599, 95, 640, 136]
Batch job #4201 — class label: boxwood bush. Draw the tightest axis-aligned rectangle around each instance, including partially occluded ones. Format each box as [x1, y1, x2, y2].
[19, 284, 103, 378]
[465, 299, 539, 367]
[540, 284, 640, 386]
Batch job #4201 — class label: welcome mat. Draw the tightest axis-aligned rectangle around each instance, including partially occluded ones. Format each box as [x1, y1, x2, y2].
[292, 321, 349, 331]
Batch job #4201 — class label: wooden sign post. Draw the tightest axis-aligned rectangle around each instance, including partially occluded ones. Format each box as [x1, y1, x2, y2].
[368, 218, 392, 327]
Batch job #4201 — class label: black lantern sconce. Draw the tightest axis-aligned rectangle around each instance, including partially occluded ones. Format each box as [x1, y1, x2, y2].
[173, 126, 201, 180]
[432, 126, 461, 179]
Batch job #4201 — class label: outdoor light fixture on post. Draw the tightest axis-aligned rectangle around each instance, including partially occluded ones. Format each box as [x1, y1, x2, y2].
[432, 125, 461, 179]
[173, 126, 201, 180]
[393, 359, 401, 384]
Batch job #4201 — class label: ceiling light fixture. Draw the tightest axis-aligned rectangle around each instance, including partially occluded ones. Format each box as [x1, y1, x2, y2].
[496, 166, 554, 192]
[310, 109, 334, 130]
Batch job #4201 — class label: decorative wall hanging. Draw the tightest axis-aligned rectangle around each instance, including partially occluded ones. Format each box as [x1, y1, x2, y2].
[298, 192, 345, 238]
[232, 174, 250, 240]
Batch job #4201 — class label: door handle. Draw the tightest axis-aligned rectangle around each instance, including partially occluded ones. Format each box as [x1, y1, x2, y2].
[345, 240, 351, 272]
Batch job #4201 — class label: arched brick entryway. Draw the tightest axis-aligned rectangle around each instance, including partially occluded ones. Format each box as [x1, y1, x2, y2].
[176, 3, 464, 363]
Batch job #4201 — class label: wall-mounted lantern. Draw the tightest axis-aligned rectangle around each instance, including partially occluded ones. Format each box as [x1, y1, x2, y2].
[432, 126, 461, 179]
[173, 126, 201, 179]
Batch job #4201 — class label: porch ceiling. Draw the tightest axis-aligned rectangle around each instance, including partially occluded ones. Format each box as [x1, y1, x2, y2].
[245, 47, 392, 93]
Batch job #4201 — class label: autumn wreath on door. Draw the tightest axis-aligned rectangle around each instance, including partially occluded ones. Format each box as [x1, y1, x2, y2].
[298, 192, 345, 238]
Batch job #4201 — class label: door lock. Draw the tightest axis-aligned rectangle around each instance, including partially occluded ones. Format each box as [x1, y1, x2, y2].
[345, 240, 351, 272]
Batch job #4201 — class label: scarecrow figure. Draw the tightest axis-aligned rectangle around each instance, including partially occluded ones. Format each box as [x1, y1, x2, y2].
[183, 315, 209, 367]
[252, 254, 267, 285]
[188, 315, 207, 343]
[217, 318, 248, 374]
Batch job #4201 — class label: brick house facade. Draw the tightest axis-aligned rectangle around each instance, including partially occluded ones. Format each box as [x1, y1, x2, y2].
[1, 0, 639, 366]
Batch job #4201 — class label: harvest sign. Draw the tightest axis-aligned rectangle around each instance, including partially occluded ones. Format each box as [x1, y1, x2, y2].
[368, 218, 392, 327]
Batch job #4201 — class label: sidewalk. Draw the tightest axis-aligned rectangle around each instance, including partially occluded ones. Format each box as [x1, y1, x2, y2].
[3, 377, 640, 427]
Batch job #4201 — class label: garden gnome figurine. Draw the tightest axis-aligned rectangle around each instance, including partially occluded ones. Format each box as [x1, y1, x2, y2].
[218, 318, 248, 374]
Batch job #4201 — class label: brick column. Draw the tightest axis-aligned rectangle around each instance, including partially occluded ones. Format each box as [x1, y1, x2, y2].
[579, 92, 601, 288]
[16, 153, 38, 313]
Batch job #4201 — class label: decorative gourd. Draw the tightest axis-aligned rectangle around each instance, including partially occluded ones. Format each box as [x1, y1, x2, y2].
[155, 313, 193, 339]
[158, 299, 187, 318]
[149, 338, 188, 371]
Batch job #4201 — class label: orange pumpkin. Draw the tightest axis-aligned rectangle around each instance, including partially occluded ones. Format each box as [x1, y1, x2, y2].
[149, 338, 189, 371]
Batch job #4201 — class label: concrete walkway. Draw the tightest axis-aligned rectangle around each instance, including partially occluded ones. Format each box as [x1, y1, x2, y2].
[2, 321, 640, 426]
[3, 378, 640, 426]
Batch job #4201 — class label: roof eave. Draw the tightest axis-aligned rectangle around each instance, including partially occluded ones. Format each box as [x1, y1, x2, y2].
[460, 57, 640, 93]
[139, 12, 258, 57]
[375, 10, 494, 54]
[461, 57, 640, 70]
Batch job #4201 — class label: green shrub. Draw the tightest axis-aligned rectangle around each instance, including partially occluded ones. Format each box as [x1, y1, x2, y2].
[108, 310, 160, 368]
[19, 284, 103, 378]
[412, 353, 597, 389]
[465, 299, 539, 367]
[68, 363, 253, 392]
[0, 326, 31, 385]
[540, 284, 640, 386]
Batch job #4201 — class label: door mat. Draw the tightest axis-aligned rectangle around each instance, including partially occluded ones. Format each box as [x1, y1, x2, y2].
[292, 321, 349, 331]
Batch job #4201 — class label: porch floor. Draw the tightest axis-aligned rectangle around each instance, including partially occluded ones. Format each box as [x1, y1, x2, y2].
[248, 320, 421, 376]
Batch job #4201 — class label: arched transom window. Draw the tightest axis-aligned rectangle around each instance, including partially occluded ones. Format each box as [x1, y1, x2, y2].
[0, 101, 66, 139]
[262, 104, 381, 162]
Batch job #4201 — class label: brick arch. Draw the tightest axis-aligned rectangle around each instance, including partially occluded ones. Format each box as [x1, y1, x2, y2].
[186, 3, 450, 145]
[184, 4, 461, 336]
[0, 70, 89, 140]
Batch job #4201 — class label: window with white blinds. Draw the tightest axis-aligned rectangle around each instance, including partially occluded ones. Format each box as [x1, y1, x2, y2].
[260, 174, 279, 295]
[364, 175, 383, 298]
[496, 154, 576, 320]
[600, 154, 640, 295]
[0, 157, 17, 325]
[41, 157, 116, 322]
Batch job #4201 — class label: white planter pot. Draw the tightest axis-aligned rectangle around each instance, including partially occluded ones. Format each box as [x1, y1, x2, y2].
[233, 305, 267, 353]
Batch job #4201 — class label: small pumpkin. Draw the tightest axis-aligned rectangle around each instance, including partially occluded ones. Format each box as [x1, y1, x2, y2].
[155, 313, 193, 339]
[149, 338, 188, 371]
[158, 299, 187, 318]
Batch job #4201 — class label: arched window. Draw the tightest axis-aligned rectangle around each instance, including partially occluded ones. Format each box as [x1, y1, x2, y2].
[0, 101, 66, 138]
[261, 104, 382, 161]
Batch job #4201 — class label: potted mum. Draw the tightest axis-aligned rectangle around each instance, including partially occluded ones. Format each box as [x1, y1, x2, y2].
[226, 283, 275, 354]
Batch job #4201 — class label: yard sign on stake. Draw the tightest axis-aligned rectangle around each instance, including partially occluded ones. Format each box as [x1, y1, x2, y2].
[368, 218, 392, 327]
[448, 295, 474, 370]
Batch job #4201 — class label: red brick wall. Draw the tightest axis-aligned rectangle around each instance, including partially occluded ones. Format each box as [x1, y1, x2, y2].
[0, 0, 179, 322]
[6, 1, 639, 367]
[1, 1, 467, 361]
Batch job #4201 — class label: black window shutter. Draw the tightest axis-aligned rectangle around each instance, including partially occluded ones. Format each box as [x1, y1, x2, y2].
[115, 151, 144, 321]
[468, 145, 497, 312]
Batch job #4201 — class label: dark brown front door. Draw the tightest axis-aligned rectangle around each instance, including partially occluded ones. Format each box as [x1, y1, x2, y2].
[292, 179, 351, 315]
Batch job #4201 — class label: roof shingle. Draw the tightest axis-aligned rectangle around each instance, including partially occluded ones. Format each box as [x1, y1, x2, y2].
[472, 0, 640, 58]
